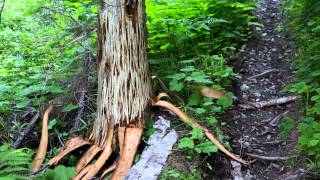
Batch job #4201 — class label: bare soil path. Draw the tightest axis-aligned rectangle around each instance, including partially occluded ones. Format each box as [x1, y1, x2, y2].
[224, 0, 304, 179]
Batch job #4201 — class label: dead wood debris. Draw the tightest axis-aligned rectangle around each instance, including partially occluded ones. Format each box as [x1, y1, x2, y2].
[269, 110, 289, 127]
[32, 105, 53, 172]
[246, 153, 295, 161]
[247, 69, 286, 80]
[12, 112, 40, 149]
[239, 96, 298, 109]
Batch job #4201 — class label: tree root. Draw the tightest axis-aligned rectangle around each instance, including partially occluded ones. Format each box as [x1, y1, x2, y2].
[154, 100, 248, 165]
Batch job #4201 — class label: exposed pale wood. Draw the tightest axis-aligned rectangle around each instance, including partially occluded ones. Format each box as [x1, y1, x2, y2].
[76, 145, 102, 173]
[154, 100, 248, 165]
[32, 105, 53, 172]
[239, 96, 298, 109]
[90, 0, 152, 148]
[112, 128, 143, 180]
[48, 137, 90, 166]
[125, 116, 178, 180]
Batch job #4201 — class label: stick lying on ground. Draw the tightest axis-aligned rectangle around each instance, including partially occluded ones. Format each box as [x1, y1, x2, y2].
[154, 100, 248, 165]
[32, 105, 53, 172]
[246, 153, 295, 161]
[269, 110, 290, 126]
[248, 69, 286, 80]
[239, 96, 298, 109]
[12, 112, 40, 149]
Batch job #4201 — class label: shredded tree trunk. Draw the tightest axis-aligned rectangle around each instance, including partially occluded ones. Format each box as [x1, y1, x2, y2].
[90, 0, 152, 148]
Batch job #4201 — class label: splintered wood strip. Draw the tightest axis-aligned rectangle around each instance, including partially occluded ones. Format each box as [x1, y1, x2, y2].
[156, 92, 170, 102]
[201, 87, 225, 99]
[118, 127, 126, 155]
[112, 128, 143, 180]
[76, 145, 102, 173]
[77, 123, 115, 180]
[154, 100, 248, 165]
[100, 163, 117, 180]
[152, 76, 184, 103]
[32, 105, 53, 172]
[48, 137, 91, 166]
[80, 147, 113, 180]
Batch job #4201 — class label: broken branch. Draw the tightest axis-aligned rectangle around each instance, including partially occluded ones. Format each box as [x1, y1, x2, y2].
[12, 112, 40, 149]
[154, 100, 248, 165]
[248, 69, 285, 80]
[246, 153, 295, 161]
[239, 96, 298, 109]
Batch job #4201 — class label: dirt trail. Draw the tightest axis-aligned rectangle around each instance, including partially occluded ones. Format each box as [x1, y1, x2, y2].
[225, 0, 304, 179]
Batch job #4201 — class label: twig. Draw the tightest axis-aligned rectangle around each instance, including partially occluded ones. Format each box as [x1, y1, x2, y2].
[246, 153, 295, 161]
[12, 112, 40, 149]
[0, 0, 5, 23]
[239, 96, 298, 109]
[248, 69, 286, 80]
[269, 110, 289, 127]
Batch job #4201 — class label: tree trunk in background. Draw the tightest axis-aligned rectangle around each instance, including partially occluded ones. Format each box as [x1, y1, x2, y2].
[90, 0, 152, 148]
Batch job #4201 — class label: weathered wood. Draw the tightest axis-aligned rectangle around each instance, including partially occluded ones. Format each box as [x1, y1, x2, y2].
[12, 112, 40, 149]
[91, 0, 152, 147]
[125, 116, 178, 180]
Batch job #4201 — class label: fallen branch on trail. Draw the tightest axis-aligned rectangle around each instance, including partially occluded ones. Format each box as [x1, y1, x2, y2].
[269, 110, 290, 127]
[154, 100, 248, 165]
[247, 69, 286, 80]
[32, 105, 53, 172]
[246, 153, 295, 161]
[126, 116, 178, 180]
[239, 96, 298, 109]
[12, 112, 40, 149]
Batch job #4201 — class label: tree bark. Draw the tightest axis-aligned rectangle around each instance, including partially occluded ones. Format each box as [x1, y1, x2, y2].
[90, 0, 152, 148]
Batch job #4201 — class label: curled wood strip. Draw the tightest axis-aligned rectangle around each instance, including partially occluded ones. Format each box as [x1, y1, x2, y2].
[32, 105, 53, 172]
[154, 100, 248, 165]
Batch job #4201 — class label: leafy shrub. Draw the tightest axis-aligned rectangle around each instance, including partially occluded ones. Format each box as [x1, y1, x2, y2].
[282, 0, 320, 170]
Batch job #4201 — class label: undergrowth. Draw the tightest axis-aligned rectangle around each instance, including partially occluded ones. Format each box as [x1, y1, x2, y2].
[0, 0, 257, 178]
[282, 0, 320, 173]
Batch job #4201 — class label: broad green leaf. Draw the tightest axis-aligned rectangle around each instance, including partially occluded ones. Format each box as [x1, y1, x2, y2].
[178, 138, 194, 149]
[16, 100, 31, 108]
[62, 103, 78, 112]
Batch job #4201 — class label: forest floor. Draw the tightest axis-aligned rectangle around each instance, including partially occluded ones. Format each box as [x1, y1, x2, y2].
[222, 0, 305, 179]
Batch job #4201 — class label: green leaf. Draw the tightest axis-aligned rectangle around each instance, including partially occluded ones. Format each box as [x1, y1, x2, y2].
[308, 140, 320, 147]
[194, 141, 218, 154]
[169, 80, 184, 92]
[191, 128, 204, 139]
[46, 86, 64, 94]
[62, 103, 78, 112]
[178, 137, 194, 149]
[48, 119, 58, 130]
[16, 100, 31, 108]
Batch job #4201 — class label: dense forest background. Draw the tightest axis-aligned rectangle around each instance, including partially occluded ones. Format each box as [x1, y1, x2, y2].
[0, 0, 319, 179]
